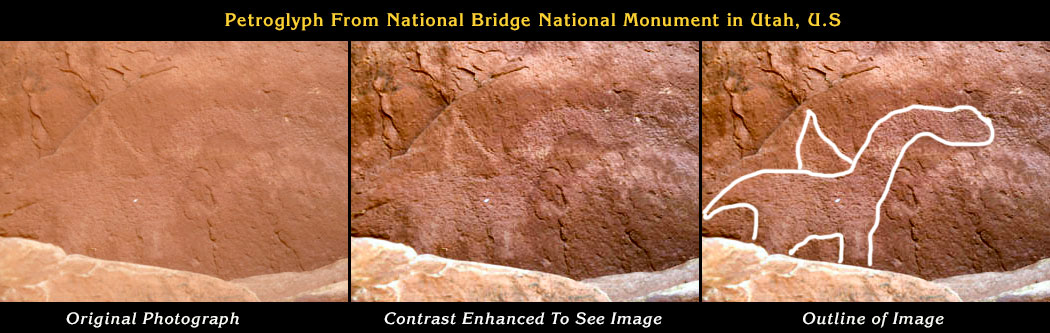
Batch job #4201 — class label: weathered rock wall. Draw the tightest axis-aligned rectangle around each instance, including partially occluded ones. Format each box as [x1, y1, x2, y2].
[0, 42, 349, 279]
[351, 41, 700, 280]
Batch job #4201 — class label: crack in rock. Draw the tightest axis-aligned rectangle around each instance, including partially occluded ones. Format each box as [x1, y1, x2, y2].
[624, 228, 656, 271]
[976, 230, 1007, 271]
[1, 201, 37, 218]
[275, 230, 305, 271]
[371, 74, 401, 156]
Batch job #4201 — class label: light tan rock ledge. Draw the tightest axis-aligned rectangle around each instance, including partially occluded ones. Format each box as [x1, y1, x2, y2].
[231, 258, 348, 302]
[702, 237, 962, 302]
[582, 258, 699, 302]
[350, 237, 610, 302]
[933, 258, 1050, 302]
[0, 237, 259, 301]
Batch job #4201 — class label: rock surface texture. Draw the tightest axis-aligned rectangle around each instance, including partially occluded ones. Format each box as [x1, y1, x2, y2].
[981, 281, 1050, 302]
[288, 280, 348, 302]
[702, 237, 961, 302]
[933, 258, 1050, 301]
[0, 237, 259, 301]
[703, 41, 1050, 280]
[232, 258, 348, 302]
[630, 281, 699, 302]
[351, 41, 700, 280]
[350, 237, 610, 302]
[0, 42, 349, 280]
[582, 258, 698, 302]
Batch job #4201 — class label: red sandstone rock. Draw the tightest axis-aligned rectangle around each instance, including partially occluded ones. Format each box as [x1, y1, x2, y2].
[702, 237, 960, 302]
[351, 41, 700, 280]
[0, 237, 258, 301]
[0, 42, 348, 280]
[702, 41, 1050, 279]
[231, 258, 347, 302]
[350, 237, 609, 302]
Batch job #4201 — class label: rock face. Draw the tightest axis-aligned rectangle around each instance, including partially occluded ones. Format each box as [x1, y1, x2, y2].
[350, 237, 609, 302]
[0, 42, 349, 280]
[232, 258, 348, 302]
[933, 258, 1050, 301]
[703, 42, 1050, 280]
[0, 237, 258, 301]
[351, 41, 700, 280]
[702, 237, 960, 302]
[582, 258, 698, 302]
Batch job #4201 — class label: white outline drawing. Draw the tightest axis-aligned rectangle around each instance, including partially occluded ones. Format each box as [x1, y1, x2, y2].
[789, 233, 844, 263]
[702, 105, 995, 266]
[796, 109, 853, 170]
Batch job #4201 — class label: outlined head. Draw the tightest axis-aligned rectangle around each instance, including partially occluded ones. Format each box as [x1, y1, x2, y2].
[891, 105, 994, 147]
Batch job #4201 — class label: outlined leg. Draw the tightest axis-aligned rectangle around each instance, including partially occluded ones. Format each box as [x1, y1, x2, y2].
[788, 233, 844, 263]
[703, 203, 760, 240]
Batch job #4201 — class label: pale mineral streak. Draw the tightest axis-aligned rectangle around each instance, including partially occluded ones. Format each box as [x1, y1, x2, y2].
[288, 280, 348, 302]
[980, 280, 1050, 302]
[231, 258, 348, 302]
[581, 258, 698, 301]
[628, 280, 699, 302]
[933, 258, 1050, 302]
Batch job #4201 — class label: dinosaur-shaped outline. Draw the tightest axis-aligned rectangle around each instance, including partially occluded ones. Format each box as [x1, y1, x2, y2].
[702, 104, 995, 266]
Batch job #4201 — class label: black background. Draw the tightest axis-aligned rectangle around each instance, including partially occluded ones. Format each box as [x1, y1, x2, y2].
[2, 3, 1045, 40]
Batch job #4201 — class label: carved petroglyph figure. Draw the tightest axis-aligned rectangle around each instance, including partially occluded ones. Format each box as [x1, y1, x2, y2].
[702, 105, 995, 266]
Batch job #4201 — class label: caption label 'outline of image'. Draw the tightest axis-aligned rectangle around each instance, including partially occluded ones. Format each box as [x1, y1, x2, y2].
[702, 104, 996, 267]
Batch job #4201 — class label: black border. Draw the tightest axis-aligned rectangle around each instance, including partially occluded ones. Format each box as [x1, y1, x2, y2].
[702, 302, 1049, 330]
[354, 302, 691, 330]
[4, 3, 1046, 40]
[1, 302, 347, 330]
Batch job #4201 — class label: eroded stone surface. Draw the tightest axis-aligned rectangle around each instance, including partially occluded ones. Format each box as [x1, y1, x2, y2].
[982, 280, 1050, 302]
[630, 281, 699, 302]
[702, 237, 960, 302]
[933, 258, 1050, 301]
[702, 41, 1050, 279]
[0, 237, 258, 301]
[0, 42, 349, 280]
[288, 280, 348, 302]
[232, 258, 348, 302]
[350, 237, 609, 302]
[351, 41, 700, 280]
[582, 258, 698, 301]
